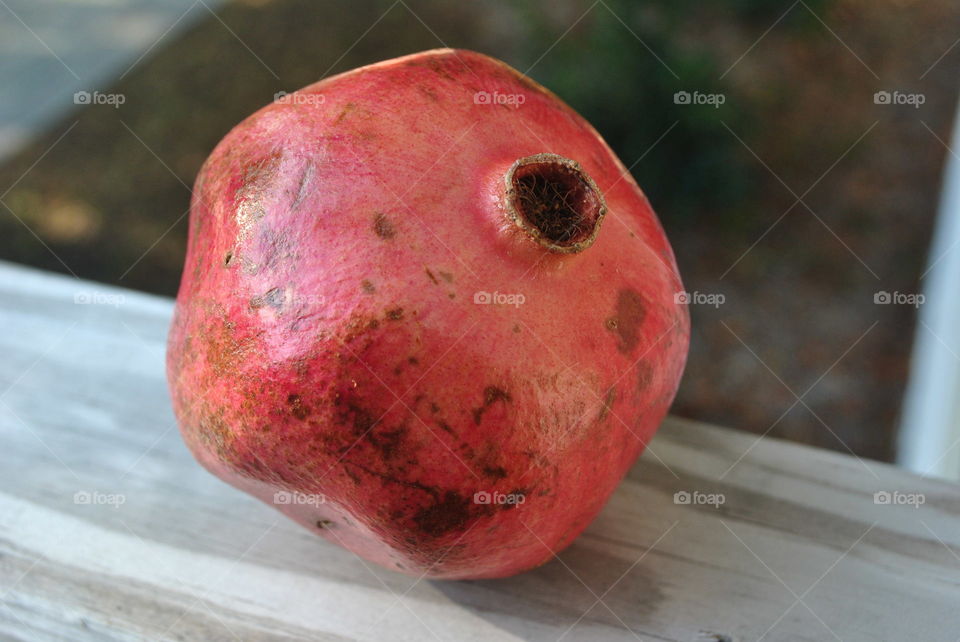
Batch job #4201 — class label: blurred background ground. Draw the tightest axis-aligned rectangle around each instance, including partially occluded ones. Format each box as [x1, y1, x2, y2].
[1, 0, 958, 463]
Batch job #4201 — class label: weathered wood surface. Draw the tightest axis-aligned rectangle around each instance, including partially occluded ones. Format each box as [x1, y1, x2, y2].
[1, 261, 958, 642]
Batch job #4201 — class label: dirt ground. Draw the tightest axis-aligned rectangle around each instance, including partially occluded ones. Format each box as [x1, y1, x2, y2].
[1, 0, 957, 462]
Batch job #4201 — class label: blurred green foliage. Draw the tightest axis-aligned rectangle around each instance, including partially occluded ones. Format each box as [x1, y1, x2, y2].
[517, 0, 831, 228]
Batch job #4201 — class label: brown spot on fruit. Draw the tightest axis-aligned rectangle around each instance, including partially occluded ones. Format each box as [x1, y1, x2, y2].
[362, 279, 376, 294]
[337, 402, 378, 437]
[482, 465, 508, 480]
[437, 420, 455, 435]
[425, 267, 439, 285]
[473, 386, 512, 424]
[223, 250, 234, 267]
[485, 386, 511, 405]
[636, 360, 654, 392]
[316, 519, 333, 529]
[340, 314, 383, 344]
[287, 393, 310, 420]
[487, 386, 510, 402]
[203, 318, 257, 377]
[370, 425, 406, 459]
[605, 289, 647, 353]
[335, 102, 356, 124]
[438, 271, 454, 283]
[373, 213, 395, 239]
[414, 491, 471, 537]
[386, 307, 404, 321]
[197, 413, 232, 458]
[342, 460, 439, 500]
[599, 387, 616, 421]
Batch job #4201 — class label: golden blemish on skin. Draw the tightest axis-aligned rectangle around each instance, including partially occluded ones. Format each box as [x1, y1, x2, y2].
[605, 289, 647, 354]
[335, 102, 357, 124]
[235, 153, 281, 243]
[599, 387, 616, 421]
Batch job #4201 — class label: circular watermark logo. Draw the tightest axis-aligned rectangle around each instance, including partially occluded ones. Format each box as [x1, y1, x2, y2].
[273, 490, 326, 506]
[473, 490, 525, 506]
[473, 90, 526, 107]
[673, 490, 725, 508]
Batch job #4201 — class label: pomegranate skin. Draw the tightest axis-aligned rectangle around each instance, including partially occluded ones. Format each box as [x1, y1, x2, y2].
[167, 49, 689, 579]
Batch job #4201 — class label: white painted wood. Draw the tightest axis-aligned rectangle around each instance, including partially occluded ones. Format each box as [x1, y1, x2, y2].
[1, 260, 958, 642]
[898, 98, 960, 481]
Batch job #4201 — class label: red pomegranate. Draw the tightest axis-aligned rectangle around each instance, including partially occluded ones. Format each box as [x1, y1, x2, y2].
[167, 49, 689, 579]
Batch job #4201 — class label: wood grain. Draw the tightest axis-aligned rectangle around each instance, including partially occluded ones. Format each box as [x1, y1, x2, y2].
[1, 261, 958, 641]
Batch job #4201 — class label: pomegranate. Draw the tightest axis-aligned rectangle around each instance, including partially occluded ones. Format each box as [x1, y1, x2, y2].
[167, 49, 689, 579]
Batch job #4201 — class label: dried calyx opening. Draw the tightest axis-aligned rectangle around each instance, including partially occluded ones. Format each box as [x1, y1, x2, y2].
[504, 153, 606, 253]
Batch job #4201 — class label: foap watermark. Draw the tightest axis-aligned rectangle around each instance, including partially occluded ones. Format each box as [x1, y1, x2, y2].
[473, 90, 526, 107]
[251, 287, 325, 310]
[74, 90, 125, 108]
[874, 90, 925, 108]
[674, 290, 724, 308]
[74, 490, 126, 508]
[74, 291, 125, 308]
[874, 490, 924, 508]
[874, 291, 924, 308]
[674, 490, 725, 508]
[473, 490, 525, 506]
[273, 490, 326, 506]
[274, 91, 326, 106]
[674, 90, 725, 108]
[474, 290, 526, 307]
[287, 293, 325, 306]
